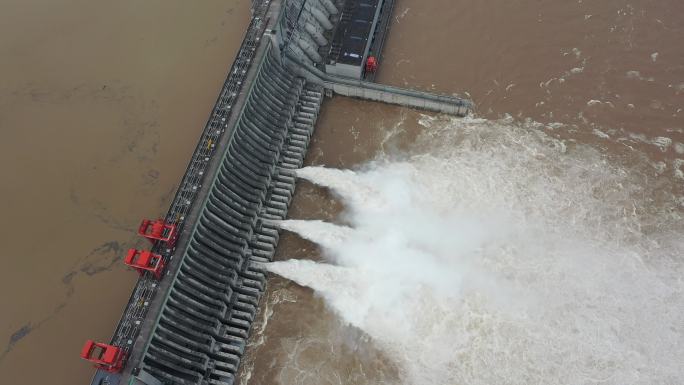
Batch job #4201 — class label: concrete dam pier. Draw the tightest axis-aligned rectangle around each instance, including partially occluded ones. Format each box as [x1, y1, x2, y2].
[81, 1, 471, 384]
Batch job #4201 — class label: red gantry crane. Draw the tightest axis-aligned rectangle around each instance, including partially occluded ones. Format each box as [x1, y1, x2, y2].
[80, 340, 126, 373]
[137, 218, 177, 247]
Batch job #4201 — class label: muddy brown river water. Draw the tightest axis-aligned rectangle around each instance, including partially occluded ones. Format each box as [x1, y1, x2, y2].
[240, 1, 683, 384]
[0, 1, 250, 384]
[1, 0, 682, 384]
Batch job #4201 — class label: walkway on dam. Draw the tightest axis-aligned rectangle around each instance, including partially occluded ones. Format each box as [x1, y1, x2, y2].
[283, 53, 472, 115]
[324, 74, 472, 116]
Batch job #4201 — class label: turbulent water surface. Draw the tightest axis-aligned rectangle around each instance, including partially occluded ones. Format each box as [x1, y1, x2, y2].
[268, 118, 684, 384]
[239, 0, 683, 384]
[1, 0, 681, 384]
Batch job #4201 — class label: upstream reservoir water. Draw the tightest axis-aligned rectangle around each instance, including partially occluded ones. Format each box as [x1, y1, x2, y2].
[0, 1, 250, 384]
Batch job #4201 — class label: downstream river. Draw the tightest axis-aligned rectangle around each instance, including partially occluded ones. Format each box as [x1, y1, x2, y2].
[241, 1, 683, 384]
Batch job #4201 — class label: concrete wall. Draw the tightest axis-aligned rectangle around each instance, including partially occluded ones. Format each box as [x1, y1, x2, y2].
[325, 62, 362, 78]
[327, 80, 470, 116]
[132, 43, 325, 385]
[284, 54, 472, 116]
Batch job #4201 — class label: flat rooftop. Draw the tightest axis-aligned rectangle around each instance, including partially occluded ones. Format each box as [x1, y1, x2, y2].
[330, 0, 380, 66]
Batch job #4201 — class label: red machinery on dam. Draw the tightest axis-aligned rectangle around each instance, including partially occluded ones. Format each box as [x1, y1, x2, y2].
[79, 1, 469, 384]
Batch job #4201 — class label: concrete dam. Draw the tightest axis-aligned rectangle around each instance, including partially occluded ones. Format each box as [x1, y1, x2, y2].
[80, 1, 472, 384]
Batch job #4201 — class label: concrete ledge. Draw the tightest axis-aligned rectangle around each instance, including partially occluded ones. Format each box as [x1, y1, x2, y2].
[285, 53, 473, 116]
[325, 77, 471, 116]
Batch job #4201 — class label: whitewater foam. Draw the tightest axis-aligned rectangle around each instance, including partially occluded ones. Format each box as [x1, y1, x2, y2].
[276, 219, 353, 252]
[266, 118, 684, 385]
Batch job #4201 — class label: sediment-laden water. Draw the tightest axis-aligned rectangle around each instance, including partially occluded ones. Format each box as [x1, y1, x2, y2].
[2, 0, 682, 384]
[267, 117, 684, 384]
[239, 0, 683, 384]
[0, 1, 250, 384]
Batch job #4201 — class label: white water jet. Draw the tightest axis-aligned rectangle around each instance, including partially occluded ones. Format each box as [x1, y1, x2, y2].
[296, 164, 424, 213]
[295, 167, 367, 203]
[266, 117, 684, 385]
[275, 219, 354, 251]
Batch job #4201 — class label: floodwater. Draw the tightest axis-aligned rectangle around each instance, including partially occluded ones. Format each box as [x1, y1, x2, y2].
[240, 0, 683, 384]
[0, 1, 251, 384]
[2, 0, 681, 384]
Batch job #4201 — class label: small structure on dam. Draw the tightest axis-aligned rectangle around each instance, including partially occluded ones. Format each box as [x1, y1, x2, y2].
[80, 1, 471, 384]
[326, 0, 383, 79]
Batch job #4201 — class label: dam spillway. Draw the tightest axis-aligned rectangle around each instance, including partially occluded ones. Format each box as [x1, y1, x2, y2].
[82, 1, 471, 384]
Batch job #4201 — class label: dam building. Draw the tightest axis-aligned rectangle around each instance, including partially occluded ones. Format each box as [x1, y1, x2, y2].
[325, 0, 385, 79]
[79, 1, 471, 384]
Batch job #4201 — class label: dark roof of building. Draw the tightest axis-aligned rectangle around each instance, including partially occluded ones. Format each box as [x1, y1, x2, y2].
[329, 0, 380, 66]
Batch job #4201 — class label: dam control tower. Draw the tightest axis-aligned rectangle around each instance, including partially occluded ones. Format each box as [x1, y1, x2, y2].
[80, 1, 471, 384]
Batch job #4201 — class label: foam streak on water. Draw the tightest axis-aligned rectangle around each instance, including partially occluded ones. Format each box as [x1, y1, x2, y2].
[267, 118, 684, 385]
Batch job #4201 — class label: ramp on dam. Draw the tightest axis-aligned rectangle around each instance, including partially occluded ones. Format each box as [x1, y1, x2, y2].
[83, 1, 471, 384]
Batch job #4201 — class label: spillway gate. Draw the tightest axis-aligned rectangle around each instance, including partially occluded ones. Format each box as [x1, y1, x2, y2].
[84, 1, 472, 384]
